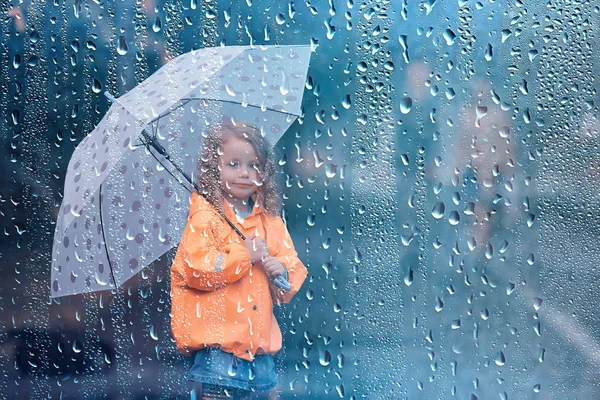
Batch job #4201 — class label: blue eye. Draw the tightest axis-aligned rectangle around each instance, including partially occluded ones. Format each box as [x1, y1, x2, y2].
[229, 161, 239, 167]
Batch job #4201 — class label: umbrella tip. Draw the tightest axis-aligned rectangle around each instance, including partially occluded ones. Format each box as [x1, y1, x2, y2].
[104, 91, 117, 103]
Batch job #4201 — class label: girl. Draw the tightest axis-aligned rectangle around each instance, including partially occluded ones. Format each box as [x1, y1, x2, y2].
[170, 122, 308, 399]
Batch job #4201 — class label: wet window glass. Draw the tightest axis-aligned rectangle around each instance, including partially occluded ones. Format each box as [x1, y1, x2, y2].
[1, 0, 598, 398]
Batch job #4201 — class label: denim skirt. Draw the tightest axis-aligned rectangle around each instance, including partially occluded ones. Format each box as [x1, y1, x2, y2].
[185, 348, 277, 392]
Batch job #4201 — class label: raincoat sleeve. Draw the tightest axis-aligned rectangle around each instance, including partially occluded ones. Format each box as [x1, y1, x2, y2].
[269, 217, 308, 305]
[178, 211, 252, 291]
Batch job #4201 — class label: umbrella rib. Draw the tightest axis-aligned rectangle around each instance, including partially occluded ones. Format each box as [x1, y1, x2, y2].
[147, 98, 194, 125]
[98, 183, 118, 289]
[182, 98, 296, 117]
[147, 97, 296, 125]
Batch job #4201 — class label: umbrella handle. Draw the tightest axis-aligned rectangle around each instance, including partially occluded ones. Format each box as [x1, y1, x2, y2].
[104, 91, 117, 103]
[273, 275, 291, 291]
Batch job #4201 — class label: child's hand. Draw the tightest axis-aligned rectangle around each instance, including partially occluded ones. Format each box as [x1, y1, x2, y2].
[261, 256, 286, 279]
[244, 233, 268, 266]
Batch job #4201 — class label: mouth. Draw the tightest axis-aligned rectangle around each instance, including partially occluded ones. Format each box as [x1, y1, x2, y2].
[234, 183, 253, 188]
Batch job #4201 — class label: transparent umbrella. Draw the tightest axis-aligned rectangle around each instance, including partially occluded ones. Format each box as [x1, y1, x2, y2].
[51, 45, 311, 298]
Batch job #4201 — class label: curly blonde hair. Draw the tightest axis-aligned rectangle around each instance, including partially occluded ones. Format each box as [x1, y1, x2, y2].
[196, 122, 282, 216]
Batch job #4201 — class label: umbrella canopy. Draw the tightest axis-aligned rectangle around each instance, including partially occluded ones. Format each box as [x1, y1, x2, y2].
[51, 45, 311, 298]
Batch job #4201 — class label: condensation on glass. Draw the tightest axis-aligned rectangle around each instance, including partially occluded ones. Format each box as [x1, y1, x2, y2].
[0, 0, 597, 398]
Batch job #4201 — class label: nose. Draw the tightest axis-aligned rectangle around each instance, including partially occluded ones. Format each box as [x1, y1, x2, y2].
[239, 166, 249, 178]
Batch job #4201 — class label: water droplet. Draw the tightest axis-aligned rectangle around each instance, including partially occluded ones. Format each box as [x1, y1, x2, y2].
[526, 213, 535, 227]
[523, 108, 532, 123]
[506, 282, 516, 296]
[92, 78, 102, 94]
[527, 253, 535, 265]
[117, 36, 128, 56]
[494, 351, 506, 366]
[480, 308, 490, 320]
[423, 0, 438, 14]
[404, 269, 414, 286]
[431, 202, 445, 219]
[342, 94, 352, 109]
[426, 330, 434, 343]
[464, 202, 475, 215]
[150, 325, 159, 341]
[467, 237, 477, 251]
[27, 55, 38, 67]
[485, 243, 493, 259]
[321, 262, 331, 278]
[448, 211, 460, 225]
[313, 149, 324, 168]
[11, 110, 19, 126]
[400, 97, 413, 114]
[228, 360, 238, 376]
[519, 79, 529, 95]
[325, 164, 337, 178]
[443, 29, 456, 45]
[12, 54, 21, 69]
[72, 339, 83, 354]
[401, 154, 409, 166]
[408, 192, 416, 208]
[225, 84, 236, 97]
[324, 18, 336, 40]
[434, 296, 444, 312]
[263, 24, 271, 41]
[475, 106, 488, 127]
[152, 17, 162, 32]
[29, 29, 40, 44]
[319, 350, 331, 366]
[528, 49, 538, 62]
[353, 247, 362, 263]
[484, 43, 493, 61]
[533, 297, 543, 311]
[538, 348, 545, 363]
[401, 232, 415, 246]
[533, 322, 541, 336]
[451, 192, 461, 205]
[278, 154, 287, 166]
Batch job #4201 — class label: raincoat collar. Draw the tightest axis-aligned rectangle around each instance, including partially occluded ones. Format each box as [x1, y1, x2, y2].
[188, 192, 265, 221]
[222, 193, 265, 221]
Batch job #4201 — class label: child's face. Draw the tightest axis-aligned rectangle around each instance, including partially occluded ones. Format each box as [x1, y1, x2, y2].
[218, 135, 261, 202]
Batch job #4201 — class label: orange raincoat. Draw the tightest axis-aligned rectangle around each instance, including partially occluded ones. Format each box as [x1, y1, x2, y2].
[171, 193, 307, 361]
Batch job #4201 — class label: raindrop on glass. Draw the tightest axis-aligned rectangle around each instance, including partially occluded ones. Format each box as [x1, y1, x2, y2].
[117, 36, 128, 55]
